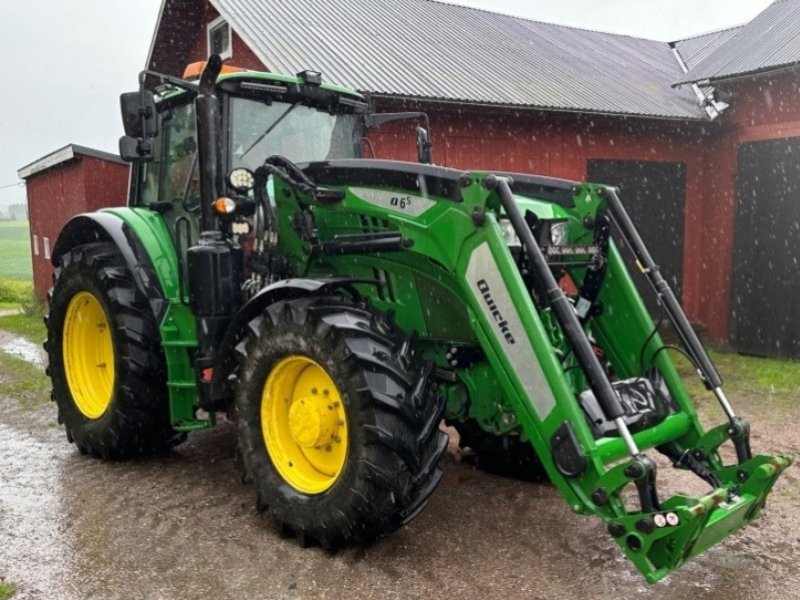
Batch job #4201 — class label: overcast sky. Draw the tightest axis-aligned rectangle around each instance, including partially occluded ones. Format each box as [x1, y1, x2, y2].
[0, 0, 773, 209]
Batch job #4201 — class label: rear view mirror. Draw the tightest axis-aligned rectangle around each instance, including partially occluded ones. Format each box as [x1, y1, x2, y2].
[120, 91, 157, 138]
[119, 91, 158, 163]
[364, 111, 433, 164]
[119, 135, 153, 163]
[416, 126, 432, 164]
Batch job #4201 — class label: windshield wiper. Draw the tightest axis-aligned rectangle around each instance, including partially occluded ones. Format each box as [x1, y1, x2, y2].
[239, 101, 301, 162]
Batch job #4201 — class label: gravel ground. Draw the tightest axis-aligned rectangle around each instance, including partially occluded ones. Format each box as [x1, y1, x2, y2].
[0, 334, 798, 600]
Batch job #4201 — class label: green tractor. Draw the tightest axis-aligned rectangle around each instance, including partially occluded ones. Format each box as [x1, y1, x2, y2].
[46, 55, 791, 582]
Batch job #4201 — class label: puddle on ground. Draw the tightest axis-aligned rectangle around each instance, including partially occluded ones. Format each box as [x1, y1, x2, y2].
[0, 423, 78, 599]
[0, 331, 47, 369]
[0, 353, 797, 598]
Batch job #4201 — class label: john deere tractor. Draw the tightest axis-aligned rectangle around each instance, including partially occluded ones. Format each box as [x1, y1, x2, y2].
[46, 56, 791, 582]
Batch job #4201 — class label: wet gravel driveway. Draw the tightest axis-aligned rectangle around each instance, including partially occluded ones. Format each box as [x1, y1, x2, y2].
[1, 338, 799, 599]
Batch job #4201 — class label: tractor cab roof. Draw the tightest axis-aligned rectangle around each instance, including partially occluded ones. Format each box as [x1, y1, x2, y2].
[150, 62, 367, 115]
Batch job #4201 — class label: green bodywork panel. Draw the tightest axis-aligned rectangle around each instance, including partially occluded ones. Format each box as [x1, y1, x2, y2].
[100, 207, 210, 432]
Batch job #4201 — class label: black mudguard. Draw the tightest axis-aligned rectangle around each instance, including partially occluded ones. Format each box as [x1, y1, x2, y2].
[206, 277, 367, 410]
[51, 213, 167, 319]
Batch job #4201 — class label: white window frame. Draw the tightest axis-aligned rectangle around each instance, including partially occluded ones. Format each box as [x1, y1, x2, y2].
[207, 16, 233, 60]
[43, 237, 50, 260]
[33, 234, 39, 256]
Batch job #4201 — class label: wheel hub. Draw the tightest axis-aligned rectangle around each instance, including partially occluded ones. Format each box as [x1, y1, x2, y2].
[288, 395, 339, 449]
[261, 355, 349, 494]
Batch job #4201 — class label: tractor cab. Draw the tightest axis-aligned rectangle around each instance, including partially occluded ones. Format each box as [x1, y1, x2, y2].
[123, 63, 366, 216]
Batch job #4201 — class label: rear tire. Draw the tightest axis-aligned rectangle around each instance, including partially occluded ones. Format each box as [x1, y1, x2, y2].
[452, 420, 547, 481]
[236, 296, 447, 547]
[46, 242, 180, 459]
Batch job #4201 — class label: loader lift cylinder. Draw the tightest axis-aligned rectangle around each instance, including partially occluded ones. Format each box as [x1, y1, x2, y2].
[599, 187, 722, 391]
[487, 175, 641, 456]
[600, 187, 752, 462]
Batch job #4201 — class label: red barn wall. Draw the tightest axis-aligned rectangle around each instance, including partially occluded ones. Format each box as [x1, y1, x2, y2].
[688, 71, 800, 338]
[82, 157, 129, 212]
[367, 100, 713, 330]
[187, 4, 264, 71]
[26, 156, 128, 299]
[27, 161, 87, 298]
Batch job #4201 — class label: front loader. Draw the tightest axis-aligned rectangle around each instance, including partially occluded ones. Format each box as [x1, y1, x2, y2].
[46, 56, 791, 583]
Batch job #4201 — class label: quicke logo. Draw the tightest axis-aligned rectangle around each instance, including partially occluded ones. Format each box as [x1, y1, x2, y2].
[477, 279, 515, 344]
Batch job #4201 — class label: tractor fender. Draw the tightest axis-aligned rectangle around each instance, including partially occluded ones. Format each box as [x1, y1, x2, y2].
[208, 277, 362, 408]
[52, 212, 167, 320]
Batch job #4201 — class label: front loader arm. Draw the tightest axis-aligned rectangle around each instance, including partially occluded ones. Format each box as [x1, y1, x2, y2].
[276, 159, 792, 583]
[455, 175, 792, 582]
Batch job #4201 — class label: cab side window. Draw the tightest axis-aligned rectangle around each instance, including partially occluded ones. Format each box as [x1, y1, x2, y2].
[140, 101, 199, 207]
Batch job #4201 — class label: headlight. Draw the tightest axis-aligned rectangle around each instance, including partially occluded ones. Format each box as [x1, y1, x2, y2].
[227, 167, 255, 191]
[549, 221, 569, 246]
[498, 219, 521, 247]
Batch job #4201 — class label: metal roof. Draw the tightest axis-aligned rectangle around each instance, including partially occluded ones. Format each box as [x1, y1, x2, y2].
[209, 0, 706, 120]
[675, 0, 800, 85]
[18, 144, 126, 180]
[671, 26, 742, 71]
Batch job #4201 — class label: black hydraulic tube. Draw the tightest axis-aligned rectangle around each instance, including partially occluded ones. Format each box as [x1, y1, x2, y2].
[600, 186, 723, 390]
[320, 233, 412, 255]
[489, 176, 628, 424]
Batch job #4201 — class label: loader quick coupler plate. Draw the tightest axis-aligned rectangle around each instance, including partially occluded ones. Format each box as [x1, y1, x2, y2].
[605, 453, 793, 583]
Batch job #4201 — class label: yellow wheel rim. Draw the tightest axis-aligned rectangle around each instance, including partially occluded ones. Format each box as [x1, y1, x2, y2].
[262, 356, 349, 494]
[62, 291, 116, 419]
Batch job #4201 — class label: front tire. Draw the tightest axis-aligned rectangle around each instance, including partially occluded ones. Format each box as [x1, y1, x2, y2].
[236, 296, 447, 548]
[452, 420, 547, 481]
[47, 242, 180, 459]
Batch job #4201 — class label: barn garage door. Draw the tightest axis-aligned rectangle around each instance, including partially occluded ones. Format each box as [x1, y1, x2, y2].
[731, 138, 800, 358]
[587, 160, 686, 314]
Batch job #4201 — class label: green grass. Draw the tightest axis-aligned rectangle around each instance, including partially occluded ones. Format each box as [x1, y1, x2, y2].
[0, 303, 49, 411]
[0, 221, 32, 280]
[708, 349, 800, 391]
[0, 352, 50, 409]
[0, 279, 33, 306]
[0, 579, 18, 599]
[0, 311, 46, 344]
[672, 345, 800, 407]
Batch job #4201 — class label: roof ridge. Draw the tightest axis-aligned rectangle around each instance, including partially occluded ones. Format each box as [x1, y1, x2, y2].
[674, 0, 797, 85]
[419, 0, 666, 43]
[670, 23, 747, 45]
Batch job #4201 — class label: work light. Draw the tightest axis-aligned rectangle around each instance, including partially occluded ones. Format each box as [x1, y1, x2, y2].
[227, 167, 255, 191]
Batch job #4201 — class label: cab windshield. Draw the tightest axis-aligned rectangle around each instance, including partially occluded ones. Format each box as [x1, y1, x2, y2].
[230, 97, 360, 170]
